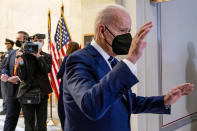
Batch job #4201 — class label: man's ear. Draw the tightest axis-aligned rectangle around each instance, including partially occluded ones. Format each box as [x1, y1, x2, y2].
[98, 25, 105, 39]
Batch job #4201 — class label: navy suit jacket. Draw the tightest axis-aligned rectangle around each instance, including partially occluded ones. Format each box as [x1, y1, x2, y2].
[2, 49, 19, 97]
[63, 44, 170, 131]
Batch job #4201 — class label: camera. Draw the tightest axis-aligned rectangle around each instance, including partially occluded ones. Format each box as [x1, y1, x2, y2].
[24, 42, 38, 54]
[33, 34, 45, 39]
[22, 33, 45, 54]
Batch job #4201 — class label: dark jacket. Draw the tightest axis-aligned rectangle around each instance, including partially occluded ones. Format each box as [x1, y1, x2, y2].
[63, 44, 170, 131]
[57, 55, 68, 92]
[1, 50, 19, 97]
[17, 51, 52, 97]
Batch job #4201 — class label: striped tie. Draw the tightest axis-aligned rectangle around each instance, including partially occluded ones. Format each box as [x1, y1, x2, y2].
[108, 56, 117, 68]
[108, 56, 128, 102]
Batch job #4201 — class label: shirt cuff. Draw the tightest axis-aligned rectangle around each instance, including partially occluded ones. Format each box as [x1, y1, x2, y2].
[165, 105, 171, 110]
[123, 59, 137, 75]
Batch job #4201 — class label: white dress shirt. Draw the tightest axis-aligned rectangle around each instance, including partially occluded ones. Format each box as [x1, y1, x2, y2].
[91, 40, 137, 75]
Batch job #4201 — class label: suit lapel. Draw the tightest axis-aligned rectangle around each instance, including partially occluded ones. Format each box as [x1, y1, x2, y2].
[10, 50, 17, 76]
[85, 44, 111, 73]
[85, 44, 133, 112]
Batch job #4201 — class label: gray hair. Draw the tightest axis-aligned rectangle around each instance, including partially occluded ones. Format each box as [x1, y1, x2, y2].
[94, 4, 129, 34]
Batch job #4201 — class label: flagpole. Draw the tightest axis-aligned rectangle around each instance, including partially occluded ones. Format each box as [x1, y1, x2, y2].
[47, 8, 50, 51]
[47, 9, 55, 126]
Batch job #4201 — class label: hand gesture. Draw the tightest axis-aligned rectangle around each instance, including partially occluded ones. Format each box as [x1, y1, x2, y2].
[16, 57, 24, 65]
[1, 74, 9, 82]
[164, 83, 194, 106]
[16, 50, 23, 57]
[126, 22, 153, 64]
[7, 76, 20, 84]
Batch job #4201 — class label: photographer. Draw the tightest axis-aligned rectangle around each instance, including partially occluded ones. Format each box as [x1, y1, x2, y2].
[17, 34, 52, 131]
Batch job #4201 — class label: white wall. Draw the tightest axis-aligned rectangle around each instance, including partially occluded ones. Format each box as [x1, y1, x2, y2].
[136, 0, 197, 131]
[63, 0, 82, 46]
[136, 0, 160, 131]
[0, 0, 116, 50]
[0, 0, 62, 52]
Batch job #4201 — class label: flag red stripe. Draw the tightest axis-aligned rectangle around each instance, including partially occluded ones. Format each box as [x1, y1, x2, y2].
[48, 10, 60, 100]
[61, 47, 66, 57]
[52, 60, 59, 80]
[51, 66, 60, 87]
[62, 46, 67, 56]
[49, 41, 60, 99]
[51, 70, 59, 99]
[51, 43, 60, 63]
[51, 56, 60, 97]
[50, 43, 59, 75]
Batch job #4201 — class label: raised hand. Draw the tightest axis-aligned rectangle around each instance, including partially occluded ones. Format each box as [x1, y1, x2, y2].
[126, 22, 153, 64]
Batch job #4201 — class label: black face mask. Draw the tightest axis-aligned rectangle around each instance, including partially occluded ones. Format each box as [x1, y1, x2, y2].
[105, 26, 132, 55]
[15, 40, 23, 47]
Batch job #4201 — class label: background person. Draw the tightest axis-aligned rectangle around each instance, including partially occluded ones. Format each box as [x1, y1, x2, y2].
[17, 33, 52, 131]
[0, 38, 14, 115]
[1, 31, 29, 131]
[57, 41, 80, 130]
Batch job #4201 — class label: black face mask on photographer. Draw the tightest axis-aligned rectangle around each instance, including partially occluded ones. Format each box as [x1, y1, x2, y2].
[15, 40, 24, 47]
[104, 26, 132, 55]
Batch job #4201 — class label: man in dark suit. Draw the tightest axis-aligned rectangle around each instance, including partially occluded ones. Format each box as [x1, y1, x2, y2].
[57, 42, 80, 130]
[0, 38, 14, 115]
[63, 5, 194, 131]
[1, 31, 29, 131]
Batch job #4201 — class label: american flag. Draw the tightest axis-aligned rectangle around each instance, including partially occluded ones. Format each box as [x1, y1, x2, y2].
[54, 5, 72, 58]
[48, 9, 60, 99]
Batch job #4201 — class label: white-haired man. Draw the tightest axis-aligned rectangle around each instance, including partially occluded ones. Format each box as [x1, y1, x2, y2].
[63, 5, 194, 131]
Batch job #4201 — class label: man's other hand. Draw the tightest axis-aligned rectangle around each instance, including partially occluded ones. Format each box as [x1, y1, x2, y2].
[1, 74, 9, 82]
[164, 83, 194, 106]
